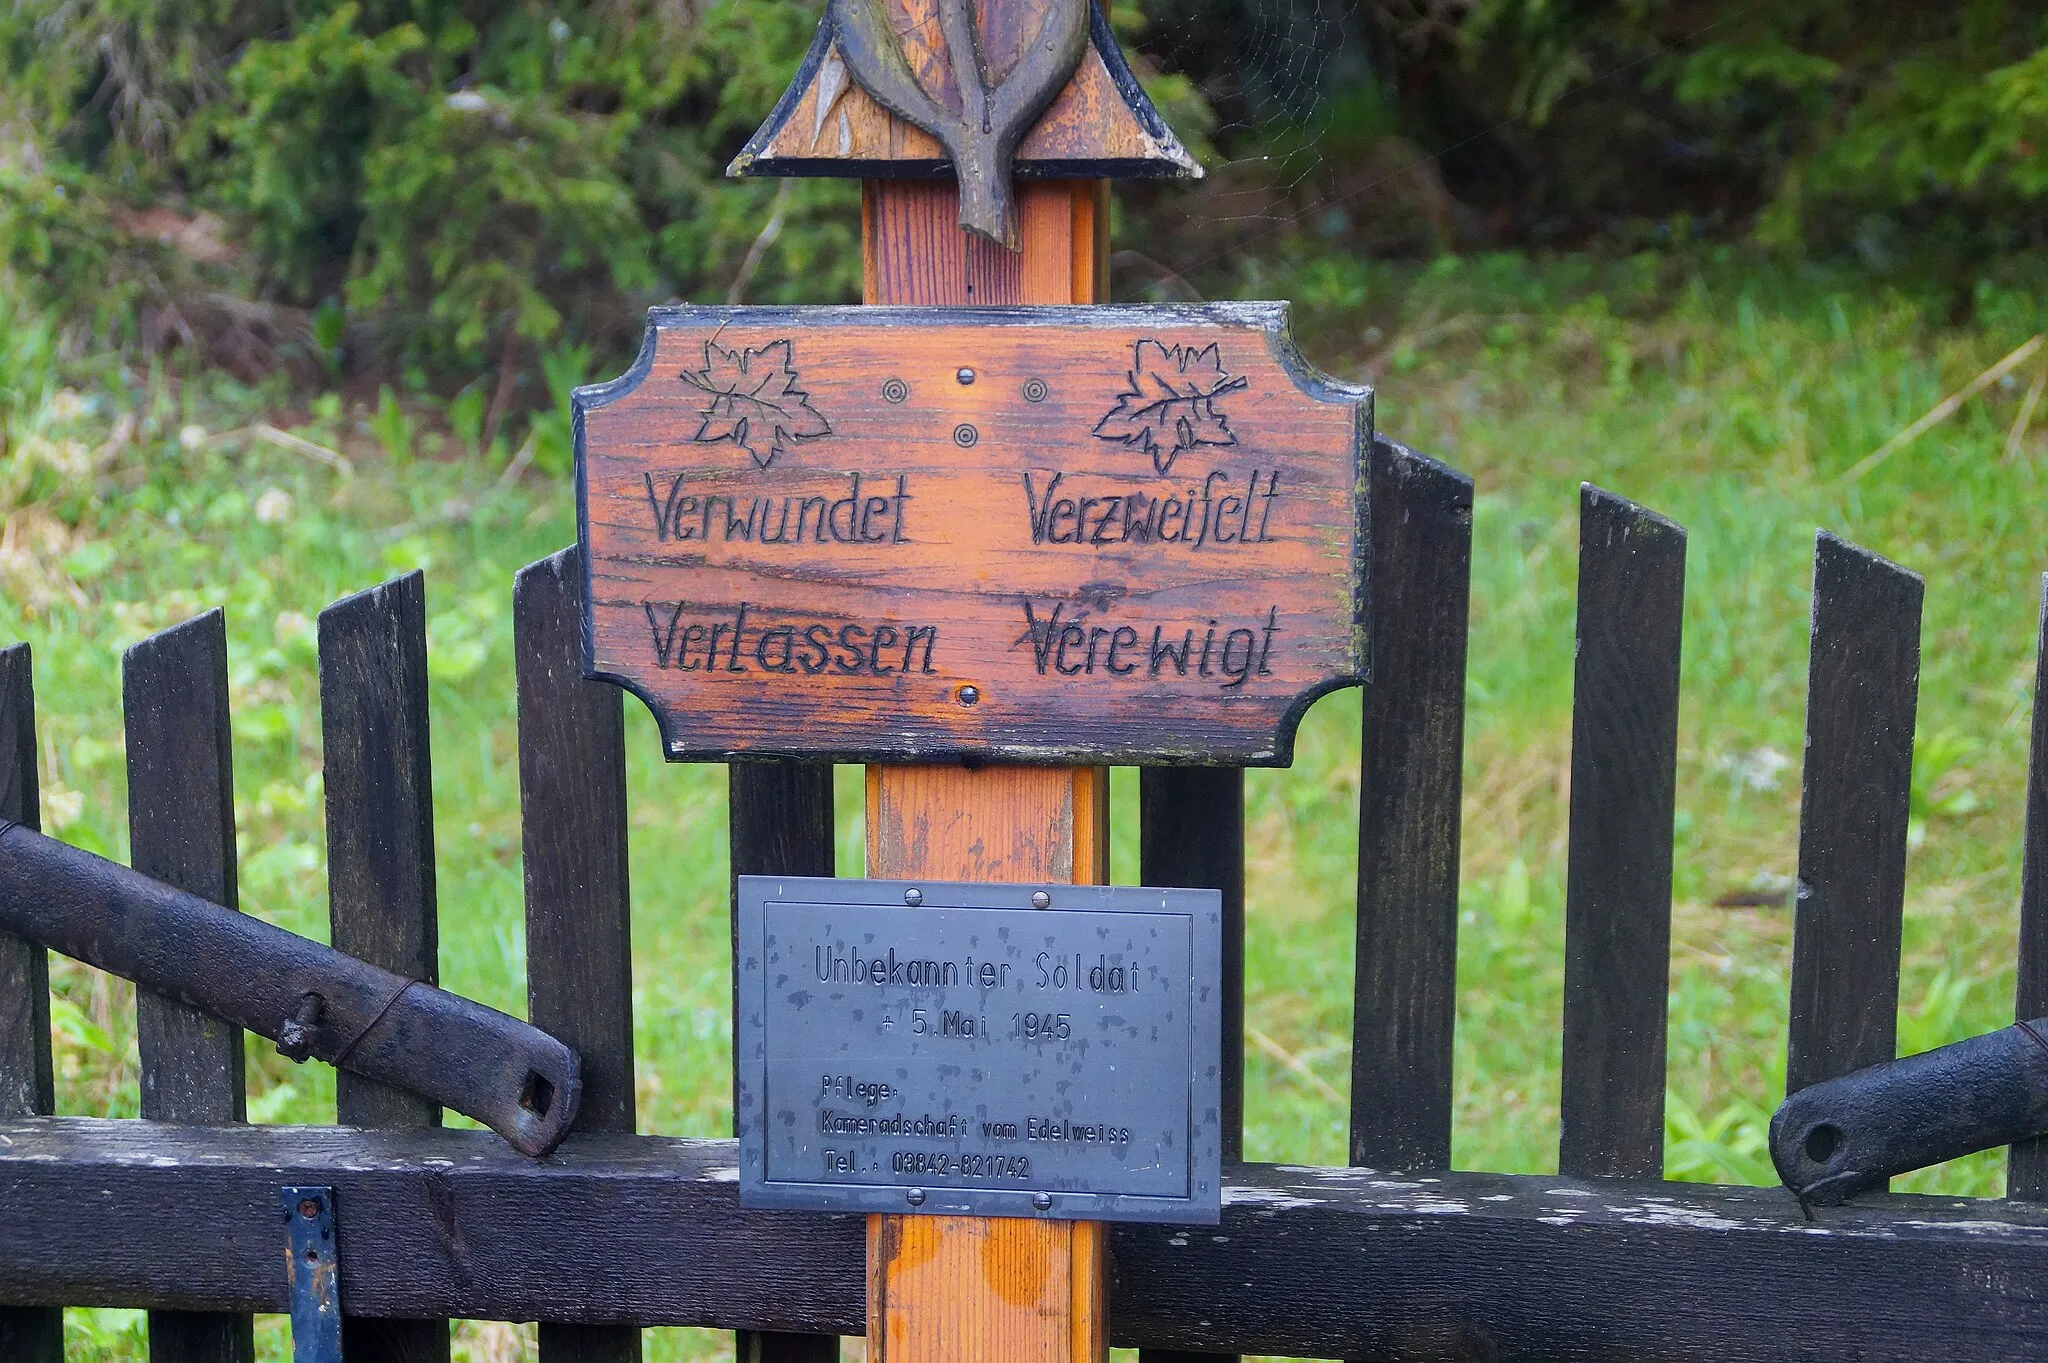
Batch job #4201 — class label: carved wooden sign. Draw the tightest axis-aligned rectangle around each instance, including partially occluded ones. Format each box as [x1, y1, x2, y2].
[575, 304, 1370, 764]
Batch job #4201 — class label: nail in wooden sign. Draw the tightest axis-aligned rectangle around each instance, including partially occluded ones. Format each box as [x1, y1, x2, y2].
[575, 303, 1371, 764]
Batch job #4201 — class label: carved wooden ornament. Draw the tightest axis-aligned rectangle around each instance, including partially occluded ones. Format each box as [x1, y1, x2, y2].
[575, 304, 1370, 765]
[731, 0, 1200, 244]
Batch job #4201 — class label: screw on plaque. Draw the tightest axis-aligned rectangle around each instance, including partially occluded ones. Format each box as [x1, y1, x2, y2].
[956, 367, 977, 385]
[904, 888, 924, 907]
[906, 1187, 927, 1206]
[1031, 891, 1051, 909]
[957, 684, 980, 706]
[1032, 1192, 1053, 1211]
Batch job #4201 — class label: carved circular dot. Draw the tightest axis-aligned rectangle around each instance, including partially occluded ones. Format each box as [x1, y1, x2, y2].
[953, 423, 979, 448]
[957, 684, 980, 706]
[881, 377, 909, 403]
[956, 367, 976, 385]
[1021, 378, 1049, 403]
[1804, 1123, 1841, 1164]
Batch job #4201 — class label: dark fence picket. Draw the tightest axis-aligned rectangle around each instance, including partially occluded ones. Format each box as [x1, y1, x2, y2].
[1786, 533, 1922, 1114]
[729, 759, 837, 1363]
[2011, 577, 2048, 1201]
[319, 571, 450, 1363]
[1351, 438, 1475, 1171]
[1136, 766, 1245, 1363]
[516, 549, 644, 1363]
[0, 643, 59, 1363]
[124, 611, 255, 1363]
[1141, 769, 1245, 1161]
[1557, 488, 1686, 1179]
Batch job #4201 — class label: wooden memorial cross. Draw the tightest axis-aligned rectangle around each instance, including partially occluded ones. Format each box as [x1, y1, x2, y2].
[577, 2, 1370, 1357]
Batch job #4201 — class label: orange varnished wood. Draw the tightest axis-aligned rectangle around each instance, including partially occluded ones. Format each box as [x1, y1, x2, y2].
[863, 178, 1107, 1363]
[576, 297, 1369, 764]
[865, 758, 1109, 1363]
[865, 1213, 1108, 1363]
[862, 180, 1089, 305]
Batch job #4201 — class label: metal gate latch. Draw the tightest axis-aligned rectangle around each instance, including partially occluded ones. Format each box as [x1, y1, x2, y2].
[284, 1186, 342, 1363]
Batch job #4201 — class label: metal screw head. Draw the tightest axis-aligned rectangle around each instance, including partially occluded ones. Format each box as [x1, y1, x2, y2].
[1031, 1192, 1053, 1211]
[957, 684, 980, 706]
[904, 888, 924, 907]
[1030, 891, 1051, 909]
[906, 1187, 927, 1206]
[956, 367, 976, 385]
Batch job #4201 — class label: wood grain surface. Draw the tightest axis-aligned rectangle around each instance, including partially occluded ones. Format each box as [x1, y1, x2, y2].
[577, 303, 1369, 764]
[123, 610, 256, 1363]
[1785, 533, 1922, 1100]
[2015, 575, 2048, 1200]
[1349, 438, 1472, 1172]
[0, 642, 59, 1363]
[858, 174, 1107, 1363]
[866, 760, 1108, 1363]
[731, 0, 1198, 181]
[16, 1118, 2048, 1362]
[514, 548, 644, 1363]
[1556, 487, 1685, 1180]
[317, 572, 452, 1363]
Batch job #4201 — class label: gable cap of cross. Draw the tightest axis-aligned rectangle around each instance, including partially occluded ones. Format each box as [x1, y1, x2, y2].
[730, 0, 1200, 249]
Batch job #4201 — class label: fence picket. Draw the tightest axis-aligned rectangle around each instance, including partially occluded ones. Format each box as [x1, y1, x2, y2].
[1786, 533, 1922, 1112]
[0, 642, 59, 1363]
[730, 758, 837, 1363]
[1137, 766, 1245, 1363]
[319, 571, 451, 1363]
[1351, 438, 1474, 1171]
[2011, 577, 2048, 1201]
[1557, 488, 1686, 1179]
[1142, 769, 1245, 1161]
[517, 549, 644, 1363]
[124, 611, 254, 1363]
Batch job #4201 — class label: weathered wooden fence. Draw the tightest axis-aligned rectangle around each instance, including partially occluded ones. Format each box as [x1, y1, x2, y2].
[5, 436, 2048, 1360]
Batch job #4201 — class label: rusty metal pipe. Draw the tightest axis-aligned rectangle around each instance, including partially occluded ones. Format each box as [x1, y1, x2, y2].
[0, 819, 579, 1156]
[1770, 1020, 2048, 1205]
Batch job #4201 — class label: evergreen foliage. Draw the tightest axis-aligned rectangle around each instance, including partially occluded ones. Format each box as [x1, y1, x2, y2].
[3, 0, 2046, 400]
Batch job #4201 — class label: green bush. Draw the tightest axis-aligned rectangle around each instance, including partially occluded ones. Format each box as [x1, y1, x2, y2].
[6, 0, 2048, 416]
[0, 0, 861, 395]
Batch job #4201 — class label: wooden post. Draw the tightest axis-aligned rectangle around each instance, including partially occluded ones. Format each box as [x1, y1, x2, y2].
[862, 177, 1110, 1362]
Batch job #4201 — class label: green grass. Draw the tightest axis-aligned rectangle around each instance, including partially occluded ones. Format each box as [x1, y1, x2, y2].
[10, 249, 2048, 1360]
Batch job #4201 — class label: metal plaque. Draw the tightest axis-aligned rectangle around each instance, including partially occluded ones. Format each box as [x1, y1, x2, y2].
[735, 875, 1222, 1223]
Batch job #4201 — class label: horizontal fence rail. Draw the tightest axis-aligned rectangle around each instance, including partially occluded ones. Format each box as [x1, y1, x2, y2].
[6, 1120, 2048, 1361]
[9, 436, 2048, 1360]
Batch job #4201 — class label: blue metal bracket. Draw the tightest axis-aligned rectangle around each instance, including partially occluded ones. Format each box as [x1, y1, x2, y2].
[283, 1185, 343, 1363]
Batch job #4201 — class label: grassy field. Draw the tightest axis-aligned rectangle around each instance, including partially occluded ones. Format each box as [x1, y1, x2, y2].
[9, 250, 2048, 1360]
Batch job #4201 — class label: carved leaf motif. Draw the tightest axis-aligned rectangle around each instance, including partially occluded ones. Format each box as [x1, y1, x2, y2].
[1093, 340, 1251, 475]
[681, 340, 831, 469]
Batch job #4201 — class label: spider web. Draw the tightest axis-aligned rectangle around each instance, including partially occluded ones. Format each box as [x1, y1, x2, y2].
[1126, 0, 1379, 273]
